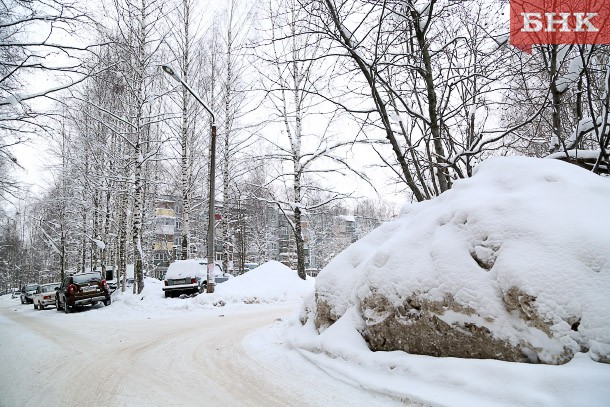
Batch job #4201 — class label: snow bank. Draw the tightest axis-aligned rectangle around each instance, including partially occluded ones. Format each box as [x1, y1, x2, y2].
[199, 261, 314, 305]
[305, 156, 610, 364]
[103, 261, 314, 317]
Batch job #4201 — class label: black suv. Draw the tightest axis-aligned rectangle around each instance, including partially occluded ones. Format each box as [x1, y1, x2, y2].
[56, 272, 111, 313]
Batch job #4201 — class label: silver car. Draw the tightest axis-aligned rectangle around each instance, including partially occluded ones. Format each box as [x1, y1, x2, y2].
[33, 283, 61, 309]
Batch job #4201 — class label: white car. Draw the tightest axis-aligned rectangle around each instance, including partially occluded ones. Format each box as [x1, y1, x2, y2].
[163, 259, 225, 298]
[33, 282, 60, 310]
[11, 288, 20, 299]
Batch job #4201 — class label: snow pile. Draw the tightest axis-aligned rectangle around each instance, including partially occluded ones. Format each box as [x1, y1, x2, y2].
[301, 156, 610, 364]
[199, 261, 314, 305]
[105, 261, 313, 316]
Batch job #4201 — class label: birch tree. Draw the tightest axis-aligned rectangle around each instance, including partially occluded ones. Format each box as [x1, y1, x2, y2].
[256, 0, 358, 279]
[110, 0, 167, 293]
[218, 0, 254, 273]
[164, 0, 202, 261]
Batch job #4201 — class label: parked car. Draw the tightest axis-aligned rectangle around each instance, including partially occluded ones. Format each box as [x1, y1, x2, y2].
[56, 272, 111, 313]
[11, 288, 20, 299]
[163, 259, 225, 298]
[33, 282, 61, 310]
[20, 283, 40, 304]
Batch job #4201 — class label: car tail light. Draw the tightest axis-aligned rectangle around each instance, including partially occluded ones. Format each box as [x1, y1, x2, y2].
[191, 278, 196, 284]
[68, 284, 75, 295]
[44, 295, 52, 300]
[102, 279, 108, 290]
[164, 280, 168, 286]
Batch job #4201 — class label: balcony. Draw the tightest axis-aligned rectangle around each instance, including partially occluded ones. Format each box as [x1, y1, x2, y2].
[155, 208, 176, 217]
[153, 242, 174, 251]
[155, 224, 175, 235]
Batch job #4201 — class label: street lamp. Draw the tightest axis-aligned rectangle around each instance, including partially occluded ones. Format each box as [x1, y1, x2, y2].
[162, 64, 217, 294]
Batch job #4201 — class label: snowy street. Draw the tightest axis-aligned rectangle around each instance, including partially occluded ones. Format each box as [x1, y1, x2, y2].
[2, 258, 610, 407]
[0, 295, 398, 407]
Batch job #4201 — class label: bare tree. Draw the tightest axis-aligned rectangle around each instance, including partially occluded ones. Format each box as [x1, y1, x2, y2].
[0, 0, 97, 201]
[255, 0, 364, 279]
[109, 0, 168, 293]
[217, 0, 255, 273]
[304, 0, 539, 199]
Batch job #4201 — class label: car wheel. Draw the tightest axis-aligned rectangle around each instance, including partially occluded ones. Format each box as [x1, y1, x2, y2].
[164, 291, 170, 298]
[56, 298, 62, 311]
[21, 297, 25, 304]
[103, 298, 111, 306]
[33, 302, 38, 310]
[64, 299, 70, 314]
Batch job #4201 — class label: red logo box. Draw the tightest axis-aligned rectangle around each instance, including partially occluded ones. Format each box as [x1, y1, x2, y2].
[510, 0, 610, 53]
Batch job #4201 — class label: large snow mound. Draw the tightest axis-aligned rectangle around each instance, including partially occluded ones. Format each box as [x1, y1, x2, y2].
[308, 156, 610, 364]
[207, 261, 314, 304]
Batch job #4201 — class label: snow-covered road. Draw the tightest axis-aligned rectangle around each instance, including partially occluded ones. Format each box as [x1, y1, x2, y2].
[0, 298, 399, 406]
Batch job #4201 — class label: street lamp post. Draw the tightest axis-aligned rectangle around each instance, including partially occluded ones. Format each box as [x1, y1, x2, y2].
[161, 64, 217, 293]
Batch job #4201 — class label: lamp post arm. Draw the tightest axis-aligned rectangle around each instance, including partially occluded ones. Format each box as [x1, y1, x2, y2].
[178, 78, 216, 125]
[161, 64, 215, 125]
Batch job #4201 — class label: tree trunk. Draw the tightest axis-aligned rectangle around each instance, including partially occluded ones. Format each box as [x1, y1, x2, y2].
[411, 5, 450, 193]
[92, 190, 99, 271]
[118, 188, 128, 292]
[180, 0, 191, 261]
[132, 139, 144, 294]
[221, 1, 236, 275]
[294, 206, 306, 280]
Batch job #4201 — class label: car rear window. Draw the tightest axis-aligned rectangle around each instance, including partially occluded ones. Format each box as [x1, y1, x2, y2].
[73, 273, 102, 284]
[26, 284, 39, 290]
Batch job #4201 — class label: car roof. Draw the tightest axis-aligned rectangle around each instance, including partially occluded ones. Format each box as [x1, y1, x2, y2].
[166, 259, 222, 279]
